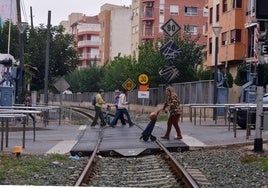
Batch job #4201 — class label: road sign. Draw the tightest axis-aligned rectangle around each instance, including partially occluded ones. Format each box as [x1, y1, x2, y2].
[138, 73, 149, 85]
[138, 91, 149, 98]
[160, 40, 181, 62]
[122, 78, 136, 91]
[54, 77, 70, 92]
[161, 18, 181, 37]
[139, 85, 148, 91]
[261, 41, 268, 55]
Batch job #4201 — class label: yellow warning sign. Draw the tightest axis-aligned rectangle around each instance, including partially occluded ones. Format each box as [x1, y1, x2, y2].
[122, 78, 136, 91]
[138, 73, 149, 85]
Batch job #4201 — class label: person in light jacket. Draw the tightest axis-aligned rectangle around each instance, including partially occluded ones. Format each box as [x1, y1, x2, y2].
[110, 89, 134, 128]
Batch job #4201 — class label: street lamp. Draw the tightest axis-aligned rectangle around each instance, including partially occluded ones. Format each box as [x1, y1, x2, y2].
[212, 25, 222, 120]
[17, 22, 28, 104]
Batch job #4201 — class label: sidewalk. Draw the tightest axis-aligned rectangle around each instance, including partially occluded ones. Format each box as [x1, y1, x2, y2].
[1, 119, 268, 155]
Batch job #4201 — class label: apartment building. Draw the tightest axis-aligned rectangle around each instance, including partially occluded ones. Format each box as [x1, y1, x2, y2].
[206, 0, 264, 102]
[71, 15, 101, 67]
[99, 4, 132, 66]
[131, 0, 208, 59]
[60, 13, 83, 34]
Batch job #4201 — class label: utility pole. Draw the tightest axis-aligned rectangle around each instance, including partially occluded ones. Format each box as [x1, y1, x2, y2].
[30, 6, 34, 29]
[44, 11, 51, 105]
[16, 0, 21, 22]
[254, 0, 268, 152]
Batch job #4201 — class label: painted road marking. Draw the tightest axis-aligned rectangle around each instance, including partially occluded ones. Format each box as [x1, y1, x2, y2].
[46, 140, 77, 154]
[179, 135, 206, 147]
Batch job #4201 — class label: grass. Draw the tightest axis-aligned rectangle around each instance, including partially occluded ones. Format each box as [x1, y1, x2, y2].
[0, 153, 70, 184]
[261, 157, 268, 171]
[240, 153, 268, 172]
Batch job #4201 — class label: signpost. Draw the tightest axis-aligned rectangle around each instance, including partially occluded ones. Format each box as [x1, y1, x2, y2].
[160, 18, 181, 83]
[122, 78, 136, 91]
[54, 77, 70, 126]
[137, 74, 149, 114]
[261, 41, 268, 55]
[161, 18, 181, 37]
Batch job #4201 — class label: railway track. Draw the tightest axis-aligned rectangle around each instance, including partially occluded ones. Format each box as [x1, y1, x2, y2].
[70, 106, 202, 187]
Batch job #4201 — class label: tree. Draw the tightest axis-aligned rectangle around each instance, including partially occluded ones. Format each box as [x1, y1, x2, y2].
[137, 33, 206, 85]
[137, 41, 166, 87]
[0, 22, 80, 92]
[25, 25, 80, 91]
[234, 64, 250, 86]
[102, 55, 137, 91]
[0, 21, 20, 57]
[172, 33, 206, 83]
[66, 62, 104, 93]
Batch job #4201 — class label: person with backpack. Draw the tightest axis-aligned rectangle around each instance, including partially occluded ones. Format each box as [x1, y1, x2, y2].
[91, 89, 106, 127]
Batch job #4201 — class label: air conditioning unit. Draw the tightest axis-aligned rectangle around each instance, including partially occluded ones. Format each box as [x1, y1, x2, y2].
[145, 21, 152, 25]
[146, 2, 153, 8]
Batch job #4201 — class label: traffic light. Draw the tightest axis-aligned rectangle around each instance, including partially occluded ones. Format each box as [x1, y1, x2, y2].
[256, 0, 268, 20]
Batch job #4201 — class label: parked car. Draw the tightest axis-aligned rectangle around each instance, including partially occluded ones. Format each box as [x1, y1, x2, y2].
[235, 93, 268, 129]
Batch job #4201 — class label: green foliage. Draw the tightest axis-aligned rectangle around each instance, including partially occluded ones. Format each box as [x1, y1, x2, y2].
[234, 64, 248, 86]
[137, 41, 166, 87]
[196, 65, 214, 80]
[102, 55, 137, 91]
[0, 21, 20, 57]
[260, 157, 268, 171]
[240, 153, 258, 163]
[223, 72, 234, 88]
[66, 62, 104, 92]
[0, 22, 80, 92]
[0, 22, 208, 93]
[27, 25, 79, 91]
[0, 154, 74, 185]
[264, 64, 268, 87]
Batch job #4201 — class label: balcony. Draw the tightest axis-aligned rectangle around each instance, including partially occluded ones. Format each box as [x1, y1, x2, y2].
[142, 0, 155, 3]
[77, 24, 100, 33]
[142, 27, 154, 40]
[77, 40, 100, 48]
[80, 53, 101, 60]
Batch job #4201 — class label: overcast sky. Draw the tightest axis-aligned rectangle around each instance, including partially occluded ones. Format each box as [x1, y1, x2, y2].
[22, 0, 132, 26]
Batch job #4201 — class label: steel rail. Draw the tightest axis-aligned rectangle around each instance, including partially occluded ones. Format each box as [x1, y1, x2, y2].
[156, 140, 199, 188]
[74, 132, 102, 186]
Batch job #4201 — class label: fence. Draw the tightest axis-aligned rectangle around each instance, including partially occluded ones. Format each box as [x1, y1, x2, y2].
[41, 80, 214, 106]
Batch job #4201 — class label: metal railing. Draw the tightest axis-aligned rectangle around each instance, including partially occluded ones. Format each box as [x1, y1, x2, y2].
[42, 80, 214, 106]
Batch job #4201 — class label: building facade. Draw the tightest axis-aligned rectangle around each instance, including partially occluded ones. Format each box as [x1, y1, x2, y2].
[131, 0, 208, 59]
[99, 4, 132, 66]
[206, 0, 263, 103]
[71, 15, 101, 67]
[60, 13, 83, 34]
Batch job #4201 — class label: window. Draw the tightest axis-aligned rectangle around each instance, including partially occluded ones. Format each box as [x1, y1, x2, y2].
[233, 0, 242, 8]
[209, 8, 213, 24]
[246, 0, 255, 16]
[209, 38, 212, 54]
[203, 23, 208, 34]
[160, 4, 164, 14]
[223, 0, 228, 12]
[133, 8, 138, 17]
[231, 29, 241, 43]
[203, 7, 208, 17]
[132, 26, 136, 34]
[170, 5, 179, 15]
[222, 32, 227, 45]
[216, 4, 219, 22]
[184, 25, 198, 35]
[185, 7, 198, 16]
